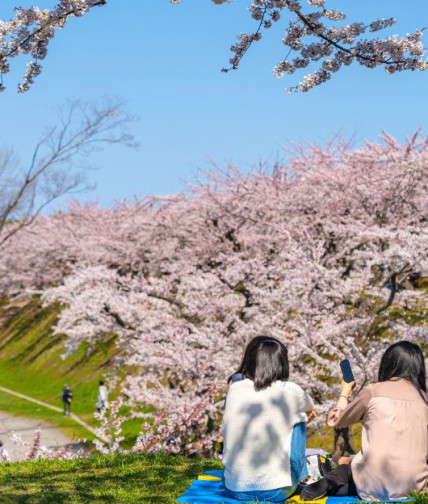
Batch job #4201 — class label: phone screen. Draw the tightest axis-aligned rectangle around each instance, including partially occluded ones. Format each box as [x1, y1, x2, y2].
[340, 359, 355, 383]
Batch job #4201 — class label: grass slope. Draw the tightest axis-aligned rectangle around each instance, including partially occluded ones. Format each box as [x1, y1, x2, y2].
[0, 452, 222, 504]
[0, 452, 426, 504]
[0, 297, 129, 443]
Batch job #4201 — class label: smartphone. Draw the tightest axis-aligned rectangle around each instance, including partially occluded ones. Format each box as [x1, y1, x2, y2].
[340, 359, 355, 383]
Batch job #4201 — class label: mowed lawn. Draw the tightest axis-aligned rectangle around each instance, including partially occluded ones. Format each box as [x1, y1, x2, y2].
[0, 452, 427, 504]
[0, 452, 222, 504]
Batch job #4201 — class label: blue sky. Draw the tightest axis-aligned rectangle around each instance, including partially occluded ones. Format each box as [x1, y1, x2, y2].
[1, 0, 427, 207]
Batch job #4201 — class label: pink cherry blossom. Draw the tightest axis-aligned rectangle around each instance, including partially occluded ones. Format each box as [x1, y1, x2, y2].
[0, 132, 427, 454]
[0, 1, 427, 92]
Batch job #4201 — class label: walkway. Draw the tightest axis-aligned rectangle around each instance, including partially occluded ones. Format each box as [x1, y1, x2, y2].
[0, 385, 108, 445]
[0, 411, 76, 461]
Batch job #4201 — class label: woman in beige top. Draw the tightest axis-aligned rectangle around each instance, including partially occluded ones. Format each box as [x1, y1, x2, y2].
[301, 341, 428, 501]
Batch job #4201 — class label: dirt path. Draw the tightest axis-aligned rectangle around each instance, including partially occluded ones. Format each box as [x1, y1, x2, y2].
[0, 411, 76, 461]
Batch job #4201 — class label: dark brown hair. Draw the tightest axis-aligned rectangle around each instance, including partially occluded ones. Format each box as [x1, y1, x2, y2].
[229, 335, 289, 391]
[378, 341, 426, 393]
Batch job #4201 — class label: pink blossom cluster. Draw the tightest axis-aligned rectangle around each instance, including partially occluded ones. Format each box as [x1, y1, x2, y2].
[1, 1, 427, 92]
[10, 429, 89, 460]
[130, 383, 224, 456]
[93, 397, 126, 455]
[1, 132, 427, 454]
[0, 0, 105, 92]
[203, 0, 428, 92]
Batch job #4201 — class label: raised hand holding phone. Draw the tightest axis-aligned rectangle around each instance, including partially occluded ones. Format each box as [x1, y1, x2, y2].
[339, 359, 356, 402]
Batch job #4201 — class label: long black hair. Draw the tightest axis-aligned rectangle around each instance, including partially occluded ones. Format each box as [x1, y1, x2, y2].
[378, 341, 427, 393]
[229, 336, 289, 391]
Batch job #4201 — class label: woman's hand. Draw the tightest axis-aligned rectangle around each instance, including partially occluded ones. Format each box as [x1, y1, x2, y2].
[337, 380, 357, 407]
[306, 408, 317, 422]
[340, 380, 356, 399]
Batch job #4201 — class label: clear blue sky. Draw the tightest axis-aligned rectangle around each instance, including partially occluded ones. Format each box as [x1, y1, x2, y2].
[1, 0, 427, 207]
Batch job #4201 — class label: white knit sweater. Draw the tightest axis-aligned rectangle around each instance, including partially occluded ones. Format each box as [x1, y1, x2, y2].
[222, 379, 314, 492]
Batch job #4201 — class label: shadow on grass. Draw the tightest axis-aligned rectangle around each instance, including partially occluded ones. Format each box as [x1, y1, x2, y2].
[0, 453, 222, 504]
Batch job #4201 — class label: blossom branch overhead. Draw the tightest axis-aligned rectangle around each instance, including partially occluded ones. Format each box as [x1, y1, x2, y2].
[1, 0, 427, 93]
[173, 0, 428, 92]
[0, 0, 106, 93]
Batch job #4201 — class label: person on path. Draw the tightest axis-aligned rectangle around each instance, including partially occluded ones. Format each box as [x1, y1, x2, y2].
[222, 335, 316, 503]
[62, 384, 73, 416]
[301, 341, 428, 501]
[96, 380, 108, 412]
[0, 440, 9, 462]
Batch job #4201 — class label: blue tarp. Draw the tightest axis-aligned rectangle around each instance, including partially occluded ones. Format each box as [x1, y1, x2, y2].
[176, 471, 412, 504]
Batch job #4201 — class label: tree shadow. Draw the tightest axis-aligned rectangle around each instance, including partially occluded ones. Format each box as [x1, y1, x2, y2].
[0, 453, 221, 503]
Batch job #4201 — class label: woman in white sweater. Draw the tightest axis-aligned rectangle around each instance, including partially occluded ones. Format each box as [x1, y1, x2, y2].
[222, 335, 316, 502]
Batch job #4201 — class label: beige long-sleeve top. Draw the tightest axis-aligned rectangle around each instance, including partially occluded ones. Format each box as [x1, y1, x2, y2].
[328, 378, 428, 500]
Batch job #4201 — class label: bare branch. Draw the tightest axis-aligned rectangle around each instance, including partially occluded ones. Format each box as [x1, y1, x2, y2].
[0, 99, 137, 246]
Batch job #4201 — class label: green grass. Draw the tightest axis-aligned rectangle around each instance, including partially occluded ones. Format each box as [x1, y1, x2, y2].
[0, 299, 117, 418]
[0, 298, 150, 447]
[0, 452, 222, 504]
[0, 452, 424, 504]
[410, 490, 428, 504]
[308, 423, 362, 453]
[0, 298, 126, 442]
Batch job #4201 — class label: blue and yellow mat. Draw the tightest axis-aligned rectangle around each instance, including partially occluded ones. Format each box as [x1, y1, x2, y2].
[176, 471, 412, 504]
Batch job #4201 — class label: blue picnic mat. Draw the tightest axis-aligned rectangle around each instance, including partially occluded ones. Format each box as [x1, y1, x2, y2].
[176, 470, 412, 504]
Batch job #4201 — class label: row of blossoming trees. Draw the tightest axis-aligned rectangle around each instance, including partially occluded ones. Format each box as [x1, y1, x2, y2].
[0, 132, 427, 455]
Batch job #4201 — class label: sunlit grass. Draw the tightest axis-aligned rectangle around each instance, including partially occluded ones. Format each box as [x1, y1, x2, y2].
[0, 298, 122, 442]
[410, 490, 428, 504]
[0, 452, 222, 504]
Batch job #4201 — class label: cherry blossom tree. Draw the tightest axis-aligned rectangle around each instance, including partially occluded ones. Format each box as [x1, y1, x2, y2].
[213, 0, 428, 92]
[0, 99, 135, 247]
[0, 1, 106, 92]
[0, 132, 427, 455]
[1, 1, 427, 93]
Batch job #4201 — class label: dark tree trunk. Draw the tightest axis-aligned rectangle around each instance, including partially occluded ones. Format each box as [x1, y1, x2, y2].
[333, 427, 356, 456]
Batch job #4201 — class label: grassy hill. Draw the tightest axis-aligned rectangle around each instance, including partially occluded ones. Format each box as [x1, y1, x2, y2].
[0, 296, 141, 444]
[0, 452, 222, 504]
[0, 451, 427, 504]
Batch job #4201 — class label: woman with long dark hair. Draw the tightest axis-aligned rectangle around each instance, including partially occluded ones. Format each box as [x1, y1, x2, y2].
[302, 341, 428, 500]
[222, 335, 316, 502]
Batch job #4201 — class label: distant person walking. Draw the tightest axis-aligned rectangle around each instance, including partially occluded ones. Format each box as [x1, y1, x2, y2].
[0, 440, 10, 462]
[62, 385, 73, 416]
[96, 380, 108, 413]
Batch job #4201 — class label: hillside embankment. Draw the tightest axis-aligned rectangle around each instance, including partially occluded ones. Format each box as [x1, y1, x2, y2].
[0, 297, 135, 444]
[0, 452, 222, 503]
